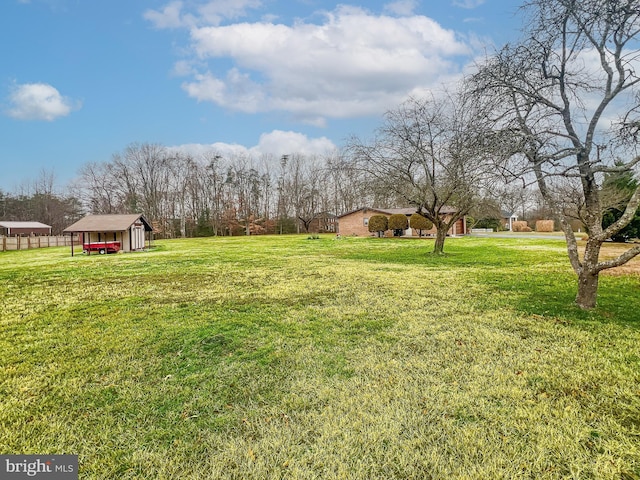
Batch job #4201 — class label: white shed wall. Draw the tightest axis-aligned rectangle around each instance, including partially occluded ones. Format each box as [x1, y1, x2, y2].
[130, 222, 146, 251]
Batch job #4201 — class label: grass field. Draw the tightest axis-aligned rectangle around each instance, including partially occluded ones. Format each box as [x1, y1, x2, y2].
[1, 235, 639, 479]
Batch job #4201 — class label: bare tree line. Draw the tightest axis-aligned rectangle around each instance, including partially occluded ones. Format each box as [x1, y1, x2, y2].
[74, 143, 373, 237]
[0, 169, 84, 234]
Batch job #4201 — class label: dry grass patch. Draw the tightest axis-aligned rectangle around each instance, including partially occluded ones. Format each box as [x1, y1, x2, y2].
[577, 241, 640, 276]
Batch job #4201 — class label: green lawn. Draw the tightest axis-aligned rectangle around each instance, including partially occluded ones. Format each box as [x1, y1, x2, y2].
[1, 235, 639, 479]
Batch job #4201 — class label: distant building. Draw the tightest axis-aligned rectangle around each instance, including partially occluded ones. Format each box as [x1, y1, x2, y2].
[307, 212, 338, 233]
[501, 211, 519, 231]
[337, 207, 466, 237]
[0, 221, 52, 236]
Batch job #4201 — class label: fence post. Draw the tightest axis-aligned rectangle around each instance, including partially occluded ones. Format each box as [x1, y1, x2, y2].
[0, 235, 82, 251]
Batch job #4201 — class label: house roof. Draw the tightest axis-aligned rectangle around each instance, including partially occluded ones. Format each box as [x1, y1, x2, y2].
[337, 207, 408, 218]
[63, 214, 153, 233]
[0, 221, 52, 229]
[337, 206, 458, 218]
[379, 208, 421, 216]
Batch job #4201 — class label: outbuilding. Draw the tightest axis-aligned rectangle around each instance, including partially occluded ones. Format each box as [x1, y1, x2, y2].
[502, 211, 519, 232]
[0, 221, 52, 236]
[63, 214, 153, 255]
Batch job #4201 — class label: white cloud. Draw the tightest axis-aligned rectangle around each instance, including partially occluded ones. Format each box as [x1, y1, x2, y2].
[197, 0, 262, 26]
[144, 1, 190, 29]
[167, 130, 337, 161]
[144, 0, 262, 28]
[166, 141, 250, 160]
[172, 59, 198, 76]
[182, 68, 265, 113]
[452, 0, 485, 9]
[250, 130, 336, 157]
[6, 82, 79, 121]
[384, 0, 418, 16]
[167, 4, 471, 123]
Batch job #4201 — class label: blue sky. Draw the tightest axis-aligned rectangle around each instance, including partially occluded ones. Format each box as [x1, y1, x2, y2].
[0, 0, 523, 192]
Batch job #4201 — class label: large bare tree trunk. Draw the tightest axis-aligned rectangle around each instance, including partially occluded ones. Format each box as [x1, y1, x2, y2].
[573, 231, 604, 309]
[576, 268, 599, 309]
[433, 227, 447, 254]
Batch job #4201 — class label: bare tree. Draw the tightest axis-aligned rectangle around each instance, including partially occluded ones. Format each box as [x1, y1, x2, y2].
[125, 143, 173, 226]
[31, 168, 57, 228]
[473, 0, 640, 308]
[199, 152, 226, 236]
[283, 154, 308, 234]
[288, 155, 323, 233]
[348, 91, 493, 253]
[77, 161, 121, 214]
[323, 152, 371, 215]
[495, 183, 536, 221]
[169, 152, 193, 238]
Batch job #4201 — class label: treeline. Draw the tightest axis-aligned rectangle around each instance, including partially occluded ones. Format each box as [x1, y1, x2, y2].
[1, 142, 541, 237]
[0, 170, 84, 235]
[1, 143, 412, 237]
[73, 143, 382, 237]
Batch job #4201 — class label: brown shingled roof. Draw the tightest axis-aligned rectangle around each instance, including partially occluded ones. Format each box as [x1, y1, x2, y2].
[63, 214, 153, 233]
[337, 206, 458, 218]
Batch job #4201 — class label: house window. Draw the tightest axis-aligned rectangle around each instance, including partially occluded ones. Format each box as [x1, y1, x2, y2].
[363, 218, 369, 226]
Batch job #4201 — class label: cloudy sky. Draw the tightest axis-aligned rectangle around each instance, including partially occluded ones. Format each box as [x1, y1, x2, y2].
[0, 0, 523, 191]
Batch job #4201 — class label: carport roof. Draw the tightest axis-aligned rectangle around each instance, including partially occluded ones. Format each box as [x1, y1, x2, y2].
[0, 221, 52, 229]
[63, 214, 153, 233]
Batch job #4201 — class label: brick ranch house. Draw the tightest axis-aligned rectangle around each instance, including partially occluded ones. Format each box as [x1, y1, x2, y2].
[337, 207, 467, 237]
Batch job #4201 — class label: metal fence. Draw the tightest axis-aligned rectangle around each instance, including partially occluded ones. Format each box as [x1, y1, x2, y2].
[0, 235, 78, 252]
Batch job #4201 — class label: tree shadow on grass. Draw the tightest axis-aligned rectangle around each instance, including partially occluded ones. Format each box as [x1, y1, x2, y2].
[343, 245, 561, 270]
[476, 270, 640, 328]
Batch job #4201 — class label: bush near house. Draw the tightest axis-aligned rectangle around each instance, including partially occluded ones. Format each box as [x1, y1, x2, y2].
[512, 221, 532, 232]
[536, 220, 555, 232]
[368, 215, 388, 237]
[388, 214, 408, 237]
[410, 213, 433, 236]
